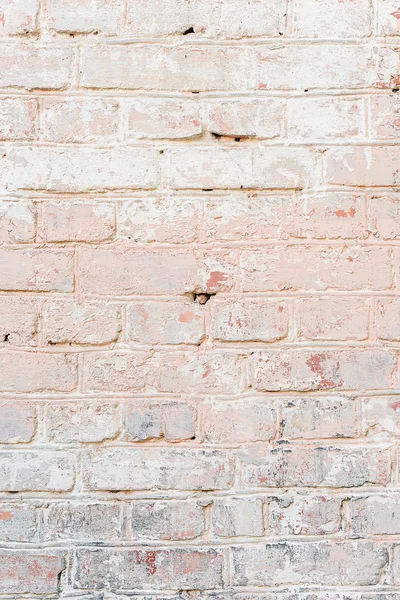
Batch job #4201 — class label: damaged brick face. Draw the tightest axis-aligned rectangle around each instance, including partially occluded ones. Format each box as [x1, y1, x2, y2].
[1, 0, 400, 598]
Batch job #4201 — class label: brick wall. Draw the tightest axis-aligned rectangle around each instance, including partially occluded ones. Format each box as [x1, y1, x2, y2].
[1, 0, 400, 598]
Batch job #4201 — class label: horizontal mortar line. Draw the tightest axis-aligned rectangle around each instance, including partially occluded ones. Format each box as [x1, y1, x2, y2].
[2, 140, 400, 148]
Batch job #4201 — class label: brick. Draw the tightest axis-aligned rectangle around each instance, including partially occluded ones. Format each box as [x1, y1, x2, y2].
[81, 45, 248, 91]
[362, 396, 400, 437]
[118, 197, 197, 243]
[204, 195, 283, 241]
[232, 542, 387, 586]
[280, 396, 357, 439]
[43, 99, 119, 143]
[241, 246, 392, 292]
[47, 0, 121, 34]
[209, 0, 286, 38]
[370, 95, 400, 139]
[326, 146, 400, 187]
[0, 503, 39, 542]
[0, 451, 75, 491]
[153, 351, 244, 394]
[349, 496, 400, 536]
[125, 0, 211, 36]
[199, 398, 275, 443]
[0, 551, 64, 594]
[377, 0, 400, 35]
[250, 349, 395, 392]
[0, 98, 38, 140]
[0, 147, 159, 193]
[46, 401, 119, 443]
[0, 201, 36, 243]
[83, 351, 150, 393]
[212, 298, 288, 342]
[0, 248, 74, 292]
[286, 193, 366, 240]
[168, 147, 318, 189]
[256, 46, 373, 91]
[0, 0, 39, 35]
[0, 352, 77, 393]
[213, 497, 263, 537]
[296, 298, 369, 341]
[45, 502, 122, 541]
[126, 98, 201, 140]
[123, 400, 196, 442]
[40, 201, 115, 242]
[74, 547, 224, 590]
[269, 495, 341, 535]
[292, 0, 372, 38]
[0, 297, 37, 345]
[127, 300, 204, 345]
[80, 247, 234, 295]
[207, 99, 283, 138]
[0, 400, 36, 442]
[0, 45, 72, 89]
[42, 300, 121, 345]
[369, 195, 400, 239]
[82, 448, 234, 491]
[287, 97, 363, 140]
[376, 298, 400, 340]
[131, 501, 204, 540]
[241, 446, 390, 488]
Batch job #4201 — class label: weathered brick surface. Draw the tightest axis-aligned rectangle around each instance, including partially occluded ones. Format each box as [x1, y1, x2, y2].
[2, 0, 400, 596]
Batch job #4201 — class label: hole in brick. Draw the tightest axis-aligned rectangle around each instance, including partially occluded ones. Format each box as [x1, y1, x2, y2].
[202, 189, 214, 192]
[393, 88, 400, 93]
[194, 293, 215, 305]
[191, 91, 200, 94]
[93, 30, 99, 35]
[235, 137, 241, 142]
[3, 334, 9, 342]
[279, 31, 283, 35]
[211, 132, 222, 140]
[304, 89, 309, 92]
[183, 26, 195, 35]
[69, 33, 75, 37]
[159, 150, 164, 154]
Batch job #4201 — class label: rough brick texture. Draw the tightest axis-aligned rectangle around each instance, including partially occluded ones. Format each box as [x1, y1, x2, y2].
[1, 0, 399, 598]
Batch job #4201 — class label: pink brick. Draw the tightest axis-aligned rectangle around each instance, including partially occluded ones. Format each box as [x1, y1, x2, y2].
[0, 147, 159, 192]
[241, 246, 392, 292]
[0, 552, 64, 594]
[45, 401, 119, 443]
[250, 349, 395, 391]
[326, 146, 400, 187]
[75, 547, 224, 590]
[127, 300, 204, 345]
[286, 193, 366, 240]
[39, 201, 115, 242]
[0, 0, 39, 35]
[212, 298, 288, 342]
[126, 98, 201, 139]
[42, 300, 121, 345]
[83, 351, 150, 393]
[47, 0, 121, 34]
[0, 297, 37, 345]
[376, 298, 400, 340]
[0, 401, 36, 443]
[45, 502, 122, 541]
[287, 97, 363, 140]
[79, 247, 234, 295]
[207, 99, 283, 138]
[208, 0, 286, 38]
[204, 195, 282, 241]
[43, 99, 119, 143]
[241, 446, 391, 487]
[0, 98, 38, 140]
[213, 497, 264, 537]
[0, 352, 77, 393]
[118, 197, 198, 243]
[0, 504, 39, 542]
[280, 396, 357, 439]
[296, 298, 369, 341]
[123, 400, 195, 442]
[370, 95, 400, 139]
[362, 396, 400, 437]
[369, 195, 400, 239]
[199, 398, 275, 443]
[0, 248, 74, 292]
[131, 500, 204, 540]
[292, 0, 372, 38]
[269, 495, 342, 535]
[377, 0, 400, 35]
[0, 201, 36, 243]
[0, 45, 72, 89]
[82, 448, 234, 491]
[81, 45, 248, 91]
[0, 451, 75, 491]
